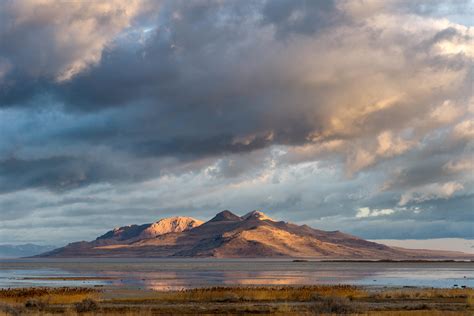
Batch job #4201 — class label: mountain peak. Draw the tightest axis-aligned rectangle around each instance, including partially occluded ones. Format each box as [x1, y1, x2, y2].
[139, 216, 203, 238]
[208, 210, 242, 222]
[242, 210, 274, 221]
[96, 216, 203, 241]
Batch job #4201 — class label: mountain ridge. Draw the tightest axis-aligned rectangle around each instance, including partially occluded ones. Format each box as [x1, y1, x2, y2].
[38, 211, 473, 259]
[0, 244, 56, 258]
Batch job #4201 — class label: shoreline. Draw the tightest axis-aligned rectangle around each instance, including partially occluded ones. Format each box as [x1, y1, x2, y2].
[3, 257, 474, 261]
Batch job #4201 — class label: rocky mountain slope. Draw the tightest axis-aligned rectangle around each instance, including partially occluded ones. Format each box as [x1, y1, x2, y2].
[95, 216, 203, 244]
[39, 211, 472, 259]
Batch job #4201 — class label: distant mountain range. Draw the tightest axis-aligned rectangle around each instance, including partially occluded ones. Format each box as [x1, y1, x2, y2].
[38, 211, 473, 259]
[0, 244, 55, 258]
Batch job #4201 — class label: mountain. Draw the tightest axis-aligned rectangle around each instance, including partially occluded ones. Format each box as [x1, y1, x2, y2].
[38, 211, 472, 259]
[0, 244, 56, 258]
[94, 216, 203, 244]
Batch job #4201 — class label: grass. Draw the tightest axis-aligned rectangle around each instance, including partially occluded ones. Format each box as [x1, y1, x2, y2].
[147, 285, 367, 302]
[0, 286, 472, 315]
[365, 312, 472, 316]
[468, 294, 474, 307]
[370, 287, 474, 300]
[0, 287, 98, 304]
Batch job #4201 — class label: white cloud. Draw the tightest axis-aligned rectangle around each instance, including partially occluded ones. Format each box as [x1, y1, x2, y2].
[452, 119, 474, 140]
[356, 207, 395, 218]
[429, 100, 464, 124]
[376, 131, 415, 158]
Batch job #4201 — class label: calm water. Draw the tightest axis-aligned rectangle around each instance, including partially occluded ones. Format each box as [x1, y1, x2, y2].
[1, 258, 473, 290]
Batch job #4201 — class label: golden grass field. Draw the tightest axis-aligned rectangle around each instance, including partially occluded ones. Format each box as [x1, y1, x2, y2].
[0, 285, 472, 315]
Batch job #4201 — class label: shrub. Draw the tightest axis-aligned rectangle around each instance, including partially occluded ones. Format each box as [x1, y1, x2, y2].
[24, 299, 46, 310]
[311, 296, 360, 314]
[215, 293, 240, 302]
[75, 298, 99, 313]
[0, 303, 22, 316]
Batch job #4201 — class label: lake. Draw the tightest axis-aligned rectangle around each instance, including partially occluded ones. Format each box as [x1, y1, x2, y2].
[1, 258, 473, 290]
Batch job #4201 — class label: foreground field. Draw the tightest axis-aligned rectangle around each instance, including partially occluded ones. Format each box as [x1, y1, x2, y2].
[0, 285, 472, 315]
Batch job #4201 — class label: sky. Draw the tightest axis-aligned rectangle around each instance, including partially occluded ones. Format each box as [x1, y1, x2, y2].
[0, 0, 473, 246]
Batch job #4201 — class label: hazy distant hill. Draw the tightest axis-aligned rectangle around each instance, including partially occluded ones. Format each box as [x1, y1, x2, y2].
[38, 211, 473, 259]
[0, 244, 55, 258]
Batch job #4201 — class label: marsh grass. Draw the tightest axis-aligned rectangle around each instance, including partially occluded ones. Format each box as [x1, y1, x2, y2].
[114, 285, 367, 303]
[371, 288, 474, 300]
[0, 286, 472, 315]
[365, 312, 472, 316]
[467, 294, 474, 307]
[0, 287, 98, 305]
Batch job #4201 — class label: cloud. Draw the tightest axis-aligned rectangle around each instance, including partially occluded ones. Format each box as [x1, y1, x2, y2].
[443, 158, 474, 173]
[376, 131, 415, 158]
[356, 207, 395, 218]
[346, 149, 376, 176]
[0, 0, 472, 243]
[452, 119, 474, 140]
[346, 130, 417, 175]
[429, 100, 464, 124]
[0, 0, 145, 82]
[261, 0, 342, 38]
[399, 181, 465, 206]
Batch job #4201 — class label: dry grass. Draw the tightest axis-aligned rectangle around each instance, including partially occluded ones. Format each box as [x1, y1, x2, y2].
[371, 287, 474, 300]
[365, 312, 472, 316]
[0, 286, 472, 315]
[112, 285, 367, 303]
[310, 295, 361, 314]
[0, 287, 98, 305]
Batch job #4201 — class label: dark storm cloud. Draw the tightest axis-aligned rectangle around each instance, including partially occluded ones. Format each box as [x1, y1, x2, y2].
[0, 0, 321, 170]
[261, 0, 342, 37]
[0, 156, 120, 193]
[0, 72, 51, 107]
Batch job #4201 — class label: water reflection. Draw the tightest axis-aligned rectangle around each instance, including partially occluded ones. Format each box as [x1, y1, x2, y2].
[1, 259, 473, 289]
[94, 266, 383, 290]
[101, 270, 375, 290]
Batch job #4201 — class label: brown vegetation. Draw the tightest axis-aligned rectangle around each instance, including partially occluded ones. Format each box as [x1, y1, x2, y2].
[0, 286, 472, 315]
[370, 287, 474, 300]
[0, 287, 98, 304]
[151, 285, 367, 302]
[74, 298, 99, 313]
